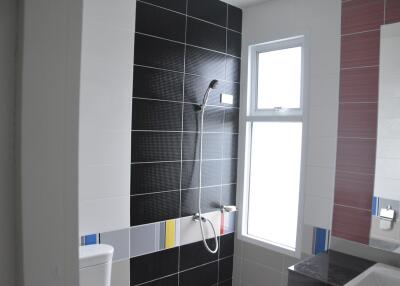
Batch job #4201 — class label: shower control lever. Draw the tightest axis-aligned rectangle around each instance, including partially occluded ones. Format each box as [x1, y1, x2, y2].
[220, 205, 238, 213]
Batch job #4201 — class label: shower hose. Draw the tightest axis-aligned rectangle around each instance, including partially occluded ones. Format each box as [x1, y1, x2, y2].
[196, 100, 219, 254]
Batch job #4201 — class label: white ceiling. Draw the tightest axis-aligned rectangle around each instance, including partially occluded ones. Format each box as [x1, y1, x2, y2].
[222, 0, 271, 8]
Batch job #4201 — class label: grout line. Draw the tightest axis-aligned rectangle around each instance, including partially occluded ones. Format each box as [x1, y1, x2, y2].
[177, 2, 189, 283]
[132, 96, 239, 109]
[133, 257, 233, 286]
[341, 28, 380, 37]
[135, 31, 241, 59]
[340, 65, 379, 71]
[337, 136, 376, 140]
[133, 63, 242, 85]
[131, 183, 238, 197]
[334, 203, 372, 212]
[131, 159, 239, 165]
[131, 96, 240, 111]
[136, 0, 242, 34]
[131, 128, 239, 134]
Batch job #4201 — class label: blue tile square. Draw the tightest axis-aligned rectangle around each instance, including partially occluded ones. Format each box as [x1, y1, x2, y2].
[84, 234, 97, 245]
[313, 228, 327, 255]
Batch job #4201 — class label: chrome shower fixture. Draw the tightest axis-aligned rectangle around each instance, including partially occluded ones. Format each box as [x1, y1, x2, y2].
[193, 79, 220, 254]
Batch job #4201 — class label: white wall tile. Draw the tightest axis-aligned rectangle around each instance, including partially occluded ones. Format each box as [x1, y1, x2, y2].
[241, 259, 283, 286]
[79, 0, 134, 236]
[307, 137, 337, 168]
[308, 106, 338, 138]
[241, 242, 284, 272]
[130, 223, 157, 258]
[305, 166, 335, 199]
[180, 212, 221, 246]
[100, 228, 130, 261]
[80, 130, 131, 166]
[84, 0, 136, 29]
[80, 164, 130, 201]
[80, 197, 130, 235]
[111, 260, 130, 286]
[303, 195, 332, 229]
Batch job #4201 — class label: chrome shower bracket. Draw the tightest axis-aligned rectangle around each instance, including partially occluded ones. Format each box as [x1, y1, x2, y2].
[193, 213, 207, 222]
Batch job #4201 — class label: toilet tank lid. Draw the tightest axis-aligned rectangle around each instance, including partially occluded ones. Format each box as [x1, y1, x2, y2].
[79, 244, 114, 268]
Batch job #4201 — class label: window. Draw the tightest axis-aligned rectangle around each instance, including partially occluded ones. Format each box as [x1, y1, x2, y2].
[238, 36, 307, 257]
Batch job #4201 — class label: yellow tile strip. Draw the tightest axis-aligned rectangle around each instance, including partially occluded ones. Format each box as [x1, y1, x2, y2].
[165, 219, 175, 249]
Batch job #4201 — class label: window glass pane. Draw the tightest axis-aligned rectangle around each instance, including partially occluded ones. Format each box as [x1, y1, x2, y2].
[247, 122, 302, 250]
[257, 46, 302, 109]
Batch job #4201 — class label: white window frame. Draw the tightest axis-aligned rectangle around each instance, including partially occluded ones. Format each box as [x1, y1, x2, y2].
[236, 35, 308, 258]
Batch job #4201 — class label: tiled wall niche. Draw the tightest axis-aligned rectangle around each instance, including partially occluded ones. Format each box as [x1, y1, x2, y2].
[332, 0, 400, 245]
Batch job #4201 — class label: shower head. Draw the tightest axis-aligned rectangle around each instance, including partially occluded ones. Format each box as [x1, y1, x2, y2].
[197, 80, 219, 111]
[208, 79, 218, 89]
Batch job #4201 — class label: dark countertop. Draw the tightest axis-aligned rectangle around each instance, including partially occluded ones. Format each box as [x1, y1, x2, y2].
[288, 250, 375, 286]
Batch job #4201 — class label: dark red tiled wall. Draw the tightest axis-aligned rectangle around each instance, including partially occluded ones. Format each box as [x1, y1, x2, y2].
[332, 0, 400, 244]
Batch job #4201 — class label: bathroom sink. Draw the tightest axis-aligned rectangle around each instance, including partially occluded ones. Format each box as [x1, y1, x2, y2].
[345, 263, 400, 286]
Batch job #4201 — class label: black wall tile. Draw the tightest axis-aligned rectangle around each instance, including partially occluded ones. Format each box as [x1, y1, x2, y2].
[141, 275, 179, 286]
[182, 132, 223, 161]
[219, 279, 232, 286]
[131, 131, 182, 163]
[227, 30, 242, 57]
[223, 108, 239, 133]
[225, 56, 241, 82]
[133, 66, 184, 101]
[132, 98, 182, 131]
[185, 46, 226, 79]
[179, 261, 219, 286]
[130, 248, 179, 285]
[140, 0, 187, 14]
[187, 0, 227, 27]
[187, 17, 226, 53]
[222, 159, 237, 184]
[181, 160, 222, 189]
[130, 3, 241, 284]
[219, 256, 234, 282]
[221, 184, 236, 206]
[228, 5, 242, 32]
[131, 162, 181, 195]
[183, 104, 224, 132]
[179, 239, 218, 271]
[136, 2, 186, 42]
[220, 233, 234, 258]
[181, 186, 221, 216]
[134, 34, 185, 72]
[131, 191, 180, 225]
[223, 133, 238, 159]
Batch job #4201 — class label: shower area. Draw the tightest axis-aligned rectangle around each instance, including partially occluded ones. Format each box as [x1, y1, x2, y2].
[79, 0, 242, 284]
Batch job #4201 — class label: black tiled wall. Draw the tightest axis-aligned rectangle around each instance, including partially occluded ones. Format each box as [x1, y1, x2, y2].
[131, 0, 241, 284]
[130, 233, 235, 286]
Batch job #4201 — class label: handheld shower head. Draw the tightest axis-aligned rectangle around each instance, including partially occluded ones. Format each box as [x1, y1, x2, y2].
[197, 80, 219, 111]
[208, 79, 218, 90]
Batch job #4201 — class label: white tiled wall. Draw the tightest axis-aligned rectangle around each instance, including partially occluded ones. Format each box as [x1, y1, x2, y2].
[79, 0, 136, 236]
[235, 0, 341, 284]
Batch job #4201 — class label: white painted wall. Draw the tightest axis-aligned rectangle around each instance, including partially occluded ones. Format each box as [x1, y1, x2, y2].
[0, 0, 17, 285]
[78, 0, 136, 236]
[19, 0, 83, 284]
[235, 0, 341, 285]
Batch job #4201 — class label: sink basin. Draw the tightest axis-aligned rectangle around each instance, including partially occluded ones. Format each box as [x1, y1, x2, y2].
[345, 263, 400, 286]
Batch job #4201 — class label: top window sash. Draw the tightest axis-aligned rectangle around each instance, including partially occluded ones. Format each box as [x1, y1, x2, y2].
[248, 36, 305, 117]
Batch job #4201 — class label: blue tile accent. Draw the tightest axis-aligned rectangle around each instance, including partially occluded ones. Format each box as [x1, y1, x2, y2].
[371, 196, 379, 216]
[84, 234, 97, 245]
[313, 228, 327, 255]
